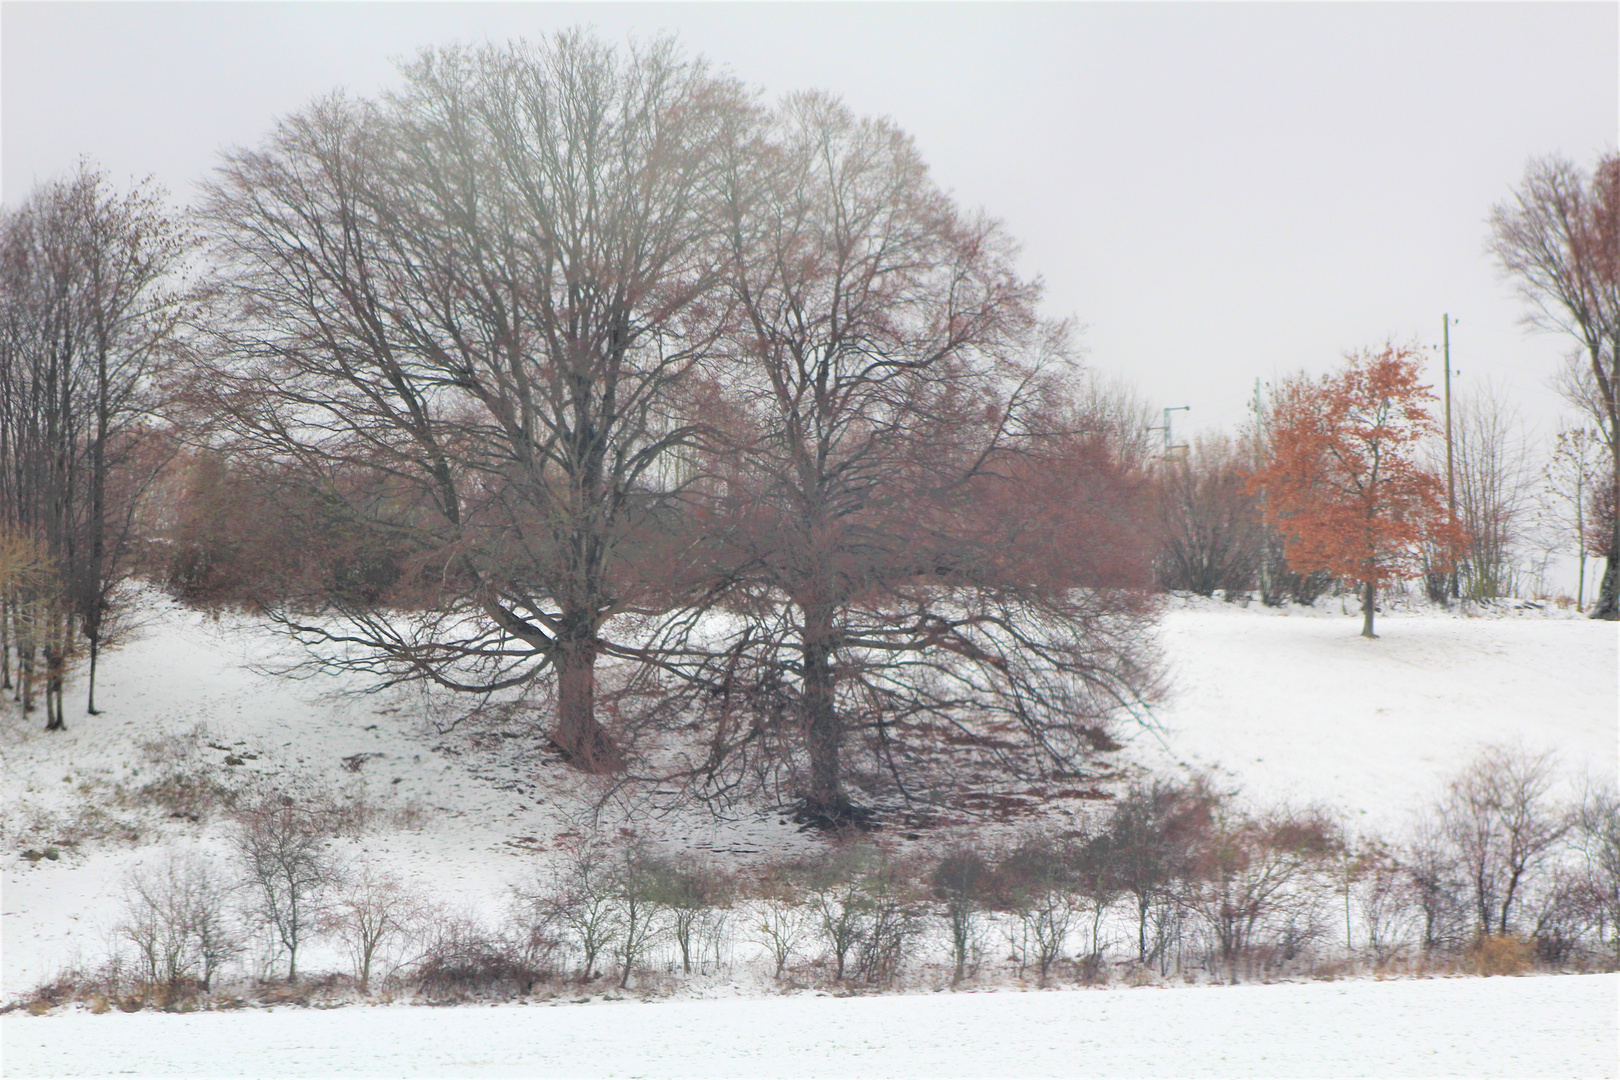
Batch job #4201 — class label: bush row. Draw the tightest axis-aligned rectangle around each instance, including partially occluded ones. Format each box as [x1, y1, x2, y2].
[14, 746, 1617, 1012]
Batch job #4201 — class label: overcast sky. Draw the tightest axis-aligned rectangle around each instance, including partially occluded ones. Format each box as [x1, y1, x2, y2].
[3, 3, 1616, 448]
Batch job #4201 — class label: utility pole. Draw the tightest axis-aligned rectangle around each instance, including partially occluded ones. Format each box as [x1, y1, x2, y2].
[1443, 314, 1459, 601]
[1154, 405, 1190, 457]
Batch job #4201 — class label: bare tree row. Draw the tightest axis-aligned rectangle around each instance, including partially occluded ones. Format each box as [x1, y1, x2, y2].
[0, 166, 187, 724]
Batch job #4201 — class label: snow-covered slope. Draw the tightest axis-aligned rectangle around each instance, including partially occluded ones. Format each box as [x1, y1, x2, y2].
[3, 591, 1616, 1078]
[2, 591, 1615, 997]
[1132, 595, 1617, 827]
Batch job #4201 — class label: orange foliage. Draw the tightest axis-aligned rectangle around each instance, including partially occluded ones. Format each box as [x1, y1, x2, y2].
[1251, 345, 1466, 600]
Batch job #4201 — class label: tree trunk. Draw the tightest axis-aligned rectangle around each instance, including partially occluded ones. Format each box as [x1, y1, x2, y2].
[800, 601, 854, 826]
[1360, 580, 1377, 639]
[552, 632, 623, 773]
[86, 632, 100, 715]
[1591, 556, 1619, 620]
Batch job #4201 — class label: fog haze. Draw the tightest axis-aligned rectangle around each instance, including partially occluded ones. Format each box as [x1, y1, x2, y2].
[4, 2, 1615, 449]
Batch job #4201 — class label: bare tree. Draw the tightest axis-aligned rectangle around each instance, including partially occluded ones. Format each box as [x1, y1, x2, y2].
[1404, 811, 1470, 956]
[233, 797, 342, 981]
[0, 164, 187, 722]
[324, 860, 424, 994]
[642, 855, 729, 975]
[1447, 383, 1534, 599]
[683, 92, 1160, 826]
[931, 847, 990, 985]
[1541, 424, 1607, 609]
[117, 848, 240, 997]
[1571, 781, 1620, 964]
[1178, 805, 1340, 984]
[1101, 779, 1216, 965]
[748, 867, 810, 980]
[607, 839, 665, 989]
[1440, 746, 1571, 938]
[196, 33, 752, 771]
[994, 835, 1079, 986]
[528, 840, 620, 981]
[1490, 153, 1620, 618]
[1154, 434, 1264, 596]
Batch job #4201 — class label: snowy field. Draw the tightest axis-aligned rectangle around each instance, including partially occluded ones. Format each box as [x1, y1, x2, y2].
[5, 974, 1617, 1078]
[1132, 597, 1618, 826]
[2, 592, 1616, 1076]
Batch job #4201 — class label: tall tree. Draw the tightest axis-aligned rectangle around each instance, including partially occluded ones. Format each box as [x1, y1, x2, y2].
[1489, 153, 1620, 619]
[1251, 345, 1464, 638]
[1541, 425, 1605, 610]
[686, 93, 1160, 826]
[1447, 383, 1532, 600]
[197, 34, 750, 770]
[0, 164, 184, 724]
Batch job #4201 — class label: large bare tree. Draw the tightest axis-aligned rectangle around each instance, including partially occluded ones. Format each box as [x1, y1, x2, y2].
[1490, 153, 1620, 618]
[679, 94, 1161, 826]
[197, 34, 750, 770]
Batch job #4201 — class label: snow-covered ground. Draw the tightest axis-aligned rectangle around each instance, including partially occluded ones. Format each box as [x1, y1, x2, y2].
[5, 974, 1616, 1078]
[2, 591, 1616, 1076]
[1132, 595, 1617, 827]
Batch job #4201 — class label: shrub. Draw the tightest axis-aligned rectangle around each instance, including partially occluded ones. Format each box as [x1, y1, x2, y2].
[521, 840, 620, 981]
[117, 849, 240, 999]
[1470, 934, 1532, 976]
[322, 861, 427, 994]
[932, 848, 991, 985]
[642, 855, 731, 975]
[992, 834, 1080, 986]
[748, 865, 810, 981]
[411, 912, 555, 1000]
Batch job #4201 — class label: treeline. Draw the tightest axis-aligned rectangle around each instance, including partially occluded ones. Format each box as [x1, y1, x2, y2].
[1157, 382, 1616, 612]
[0, 170, 186, 725]
[14, 745, 1615, 1013]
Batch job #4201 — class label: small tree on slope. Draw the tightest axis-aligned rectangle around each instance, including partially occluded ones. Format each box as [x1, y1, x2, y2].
[1250, 345, 1464, 638]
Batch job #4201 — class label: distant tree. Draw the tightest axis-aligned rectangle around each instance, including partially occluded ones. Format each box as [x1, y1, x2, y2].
[1244, 381, 1336, 608]
[1489, 153, 1619, 619]
[1448, 383, 1533, 600]
[1541, 425, 1608, 610]
[1154, 434, 1264, 596]
[1250, 345, 1465, 638]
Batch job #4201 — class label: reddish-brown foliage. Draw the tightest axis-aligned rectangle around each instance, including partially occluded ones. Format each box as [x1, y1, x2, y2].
[1250, 345, 1466, 636]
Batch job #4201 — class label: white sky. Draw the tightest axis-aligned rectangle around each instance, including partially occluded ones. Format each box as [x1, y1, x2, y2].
[3, 3, 1616, 453]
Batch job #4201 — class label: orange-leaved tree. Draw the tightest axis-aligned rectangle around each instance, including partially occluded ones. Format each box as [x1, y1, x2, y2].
[1250, 345, 1465, 638]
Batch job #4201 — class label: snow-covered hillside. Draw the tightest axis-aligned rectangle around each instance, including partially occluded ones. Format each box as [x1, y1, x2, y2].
[2, 591, 1615, 1076]
[1132, 595, 1617, 826]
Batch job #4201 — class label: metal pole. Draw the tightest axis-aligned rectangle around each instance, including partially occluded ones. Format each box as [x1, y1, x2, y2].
[1443, 315, 1458, 600]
